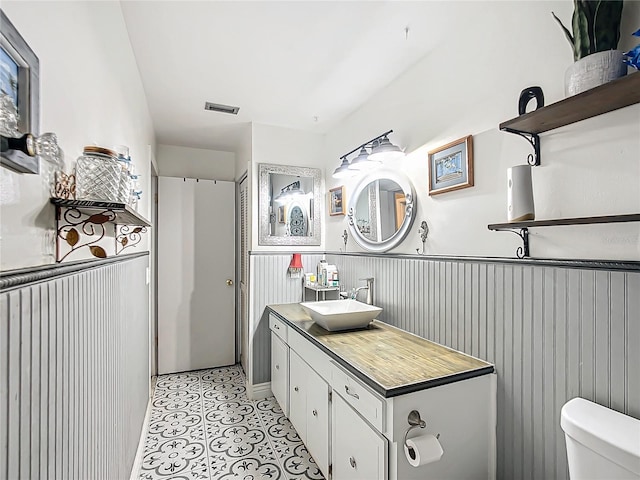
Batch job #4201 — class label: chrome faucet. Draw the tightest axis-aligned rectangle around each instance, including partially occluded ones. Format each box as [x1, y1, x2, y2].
[351, 277, 374, 305]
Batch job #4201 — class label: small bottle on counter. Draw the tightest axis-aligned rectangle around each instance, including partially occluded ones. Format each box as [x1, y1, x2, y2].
[317, 260, 327, 287]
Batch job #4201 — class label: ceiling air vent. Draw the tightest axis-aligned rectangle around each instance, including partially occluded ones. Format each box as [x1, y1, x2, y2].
[204, 102, 240, 115]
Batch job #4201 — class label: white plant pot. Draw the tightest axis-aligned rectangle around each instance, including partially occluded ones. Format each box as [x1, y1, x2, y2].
[565, 50, 627, 96]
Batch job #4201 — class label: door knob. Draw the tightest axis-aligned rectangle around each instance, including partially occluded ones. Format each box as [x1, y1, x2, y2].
[226, 279, 233, 286]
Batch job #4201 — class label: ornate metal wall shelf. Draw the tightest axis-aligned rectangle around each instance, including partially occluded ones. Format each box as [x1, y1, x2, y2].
[499, 73, 640, 166]
[488, 214, 640, 258]
[50, 198, 151, 262]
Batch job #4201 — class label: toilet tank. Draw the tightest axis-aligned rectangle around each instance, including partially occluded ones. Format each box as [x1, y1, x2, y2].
[561, 397, 640, 480]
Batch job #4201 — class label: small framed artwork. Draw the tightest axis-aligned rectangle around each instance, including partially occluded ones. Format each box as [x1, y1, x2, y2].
[0, 9, 40, 174]
[428, 135, 473, 195]
[278, 205, 286, 223]
[329, 186, 345, 216]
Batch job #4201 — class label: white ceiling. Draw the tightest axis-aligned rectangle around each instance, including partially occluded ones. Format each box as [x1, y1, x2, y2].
[120, 1, 470, 153]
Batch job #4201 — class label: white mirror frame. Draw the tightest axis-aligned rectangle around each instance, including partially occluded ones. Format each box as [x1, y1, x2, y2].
[347, 168, 416, 252]
[259, 163, 322, 246]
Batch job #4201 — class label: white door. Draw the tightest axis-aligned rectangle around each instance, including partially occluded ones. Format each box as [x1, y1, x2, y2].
[158, 177, 235, 374]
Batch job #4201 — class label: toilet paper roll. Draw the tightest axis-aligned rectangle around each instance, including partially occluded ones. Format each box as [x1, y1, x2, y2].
[404, 434, 444, 467]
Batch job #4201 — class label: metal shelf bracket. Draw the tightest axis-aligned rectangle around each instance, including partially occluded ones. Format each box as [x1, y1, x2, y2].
[502, 227, 530, 258]
[115, 225, 148, 255]
[54, 206, 115, 262]
[503, 128, 540, 166]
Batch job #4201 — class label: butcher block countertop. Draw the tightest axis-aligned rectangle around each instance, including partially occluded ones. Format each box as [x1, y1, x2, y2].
[267, 303, 494, 398]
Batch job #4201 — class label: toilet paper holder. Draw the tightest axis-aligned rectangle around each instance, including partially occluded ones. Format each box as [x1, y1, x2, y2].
[404, 410, 440, 451]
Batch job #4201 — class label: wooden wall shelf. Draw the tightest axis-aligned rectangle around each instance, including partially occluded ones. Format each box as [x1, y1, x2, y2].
[500, 73, 640, 135]
[488, 214, 640, 259]
[488, 213, 640, 230]
[500, 73, 640, 166]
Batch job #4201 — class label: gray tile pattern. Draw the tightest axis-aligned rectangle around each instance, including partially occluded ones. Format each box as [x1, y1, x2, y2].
[139, 365, 324, 480]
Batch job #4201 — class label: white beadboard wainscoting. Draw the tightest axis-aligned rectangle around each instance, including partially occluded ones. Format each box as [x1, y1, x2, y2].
[249, 252, 640, 480]
[0, 253, 150, 480]
[249, 253, 323, 391]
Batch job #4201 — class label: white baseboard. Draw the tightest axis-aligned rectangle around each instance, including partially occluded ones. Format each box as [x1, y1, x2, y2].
[248, 381, 272, 400]
[129, 395, 152, 480]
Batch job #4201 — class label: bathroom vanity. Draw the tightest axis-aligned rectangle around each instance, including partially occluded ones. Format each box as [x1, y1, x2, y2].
[268, 303, 497, 480]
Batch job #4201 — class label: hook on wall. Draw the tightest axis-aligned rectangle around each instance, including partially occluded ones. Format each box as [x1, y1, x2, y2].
[416, 220, 429, 255]
[341, 229, 348, 252]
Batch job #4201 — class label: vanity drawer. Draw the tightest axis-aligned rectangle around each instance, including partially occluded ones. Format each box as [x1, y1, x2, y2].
[330, 362, 385, 432]
[288, 327, 331, 380]
[269, 314, 288, 342]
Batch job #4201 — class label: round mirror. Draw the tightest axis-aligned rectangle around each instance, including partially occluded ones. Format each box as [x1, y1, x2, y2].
[347, 169, 416, 252]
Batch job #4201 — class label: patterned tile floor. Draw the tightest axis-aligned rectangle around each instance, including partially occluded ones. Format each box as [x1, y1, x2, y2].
[139, 364, 325, 480]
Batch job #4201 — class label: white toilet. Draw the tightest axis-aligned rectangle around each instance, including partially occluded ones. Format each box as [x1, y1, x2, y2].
[561, 397, 640, 479]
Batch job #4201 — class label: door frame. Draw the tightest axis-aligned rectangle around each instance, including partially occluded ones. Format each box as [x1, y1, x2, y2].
[149, 149, 159, 384]
[236, 172, 248, 369]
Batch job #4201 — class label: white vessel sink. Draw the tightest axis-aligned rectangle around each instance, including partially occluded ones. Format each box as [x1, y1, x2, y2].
[300, 299, 382, 331]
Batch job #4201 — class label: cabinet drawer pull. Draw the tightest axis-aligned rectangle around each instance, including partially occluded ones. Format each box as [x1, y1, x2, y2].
[312, 409, 317, 417]
[349, 456, 356, 468]
[344, 385, 359, 399]
[274, 324, 280, 329]
[275, 364, 279, 370]
[294, 386, 299, 392]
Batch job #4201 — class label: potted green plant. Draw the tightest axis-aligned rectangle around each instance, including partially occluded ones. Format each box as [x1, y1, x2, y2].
[552, 0, 626, 96]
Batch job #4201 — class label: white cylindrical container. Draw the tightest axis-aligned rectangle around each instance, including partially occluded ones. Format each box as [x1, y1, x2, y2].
[507, 165, 535, 222]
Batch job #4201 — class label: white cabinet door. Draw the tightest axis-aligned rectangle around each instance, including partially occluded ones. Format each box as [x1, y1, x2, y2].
[289, 350, 308, 442]
[271, 334, 289, 416]
[332, 393, 387, 480]
[290, 350, 330, 478]
[306, 366, 330, 478]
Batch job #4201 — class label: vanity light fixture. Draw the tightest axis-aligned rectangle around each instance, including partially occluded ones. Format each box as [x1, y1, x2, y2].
[332, 129, 404, 179]
[275, 180, 305, 201]
[348, 146, 380, 171]
[369, 134, 405, 161]
[332, 156, 352, 179]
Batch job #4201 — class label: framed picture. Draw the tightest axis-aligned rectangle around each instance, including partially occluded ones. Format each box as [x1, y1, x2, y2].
[428, 135, 473, 195]
[278, 205, 286, 223]
[329, 186, 345, 216]
[0, 9, 40, 174]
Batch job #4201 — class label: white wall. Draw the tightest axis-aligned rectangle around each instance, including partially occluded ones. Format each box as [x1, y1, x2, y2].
[250, 123, 326, 251]
[0, 1, 155, 270]
[157, 144, 235, 181]
[235, 122, 252, 181]
[323, 1, 640, 261]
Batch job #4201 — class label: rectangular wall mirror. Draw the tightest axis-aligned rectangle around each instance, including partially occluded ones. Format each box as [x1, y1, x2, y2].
[259, 163, 321, 246]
